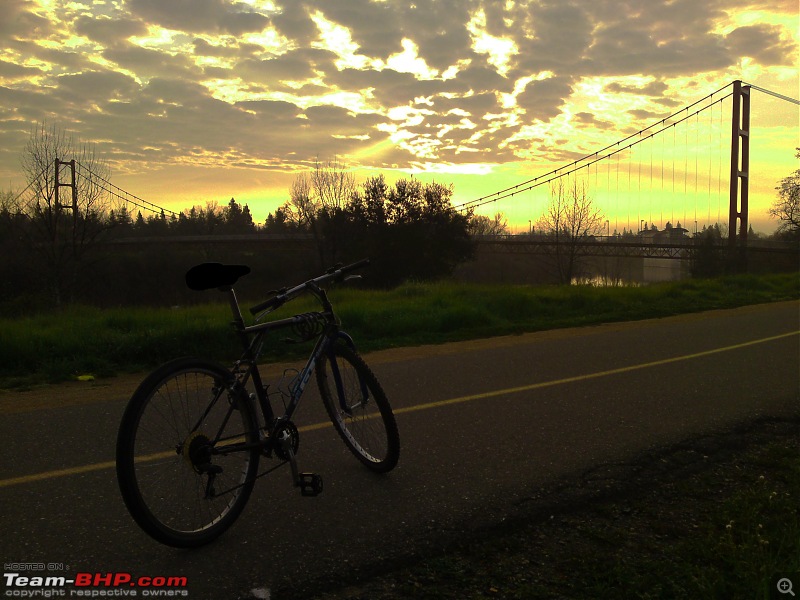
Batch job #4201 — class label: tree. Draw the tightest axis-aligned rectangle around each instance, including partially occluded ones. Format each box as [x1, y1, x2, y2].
[690, 223, 726, 278]
[769, 148, 800, 239]
[469, 212, 509, 236]
[108, 206, 135, 236]
[18, 121, 114, 305]
[287, 158, 358, 268]
[264, 206, 293, 232]
[340, 175, 474, 286]
[223, 198, 255, 233]
[311, 157, 356, 212]
[536, 178, 605, 284]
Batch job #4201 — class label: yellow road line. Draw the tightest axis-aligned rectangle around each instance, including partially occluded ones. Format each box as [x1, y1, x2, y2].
[0, 460, 118, 488]
[393, 330, 800, 416]
[1, 330, 797, 489]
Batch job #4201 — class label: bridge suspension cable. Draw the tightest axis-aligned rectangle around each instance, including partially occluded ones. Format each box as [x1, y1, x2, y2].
[8, 162, 50, 206]
[9, 159, 179, 220]
[455, 81, 738, 212]
[74, 161, 179, 217]
[743, 82, 800, 105]
[459, 93, 734, 213]
[457, 81, 799, 215]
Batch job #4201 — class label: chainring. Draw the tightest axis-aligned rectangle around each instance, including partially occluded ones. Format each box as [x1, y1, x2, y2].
[271, 419, 300, 461]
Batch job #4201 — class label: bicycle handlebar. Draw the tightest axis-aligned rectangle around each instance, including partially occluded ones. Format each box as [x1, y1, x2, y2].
[249, 258, 370, 316]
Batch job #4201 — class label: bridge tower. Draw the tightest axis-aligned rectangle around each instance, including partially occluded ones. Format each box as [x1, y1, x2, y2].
[54, 158, 78, 244]
[54, 158, 78, 212]
[728, 80, 751, 270]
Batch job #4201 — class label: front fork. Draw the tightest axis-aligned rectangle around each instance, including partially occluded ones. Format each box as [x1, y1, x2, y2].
[327, 331, 369, 414]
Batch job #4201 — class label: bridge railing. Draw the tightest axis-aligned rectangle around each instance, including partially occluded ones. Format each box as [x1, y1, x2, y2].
[471, 234, 798, 259]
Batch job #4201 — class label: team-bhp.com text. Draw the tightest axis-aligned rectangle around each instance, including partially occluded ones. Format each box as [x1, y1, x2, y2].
[4, 573, 188, 597]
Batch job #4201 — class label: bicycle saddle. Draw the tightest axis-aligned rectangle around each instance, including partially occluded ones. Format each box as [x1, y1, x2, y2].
[185, 263, 251, 291]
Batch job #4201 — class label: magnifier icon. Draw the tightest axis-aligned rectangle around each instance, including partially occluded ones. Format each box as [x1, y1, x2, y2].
[778, 578, 796, 596]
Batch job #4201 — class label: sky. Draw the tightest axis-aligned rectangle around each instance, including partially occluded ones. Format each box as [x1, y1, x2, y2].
[0, 0, 798, 233]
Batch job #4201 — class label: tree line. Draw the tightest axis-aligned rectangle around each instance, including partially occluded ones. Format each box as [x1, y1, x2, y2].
[274, 159, 487, 286]
[0, 125, 497, 303]
[2, 123, 797, 307]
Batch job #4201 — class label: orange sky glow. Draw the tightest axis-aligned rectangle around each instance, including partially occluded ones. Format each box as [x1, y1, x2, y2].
[1, 0, 797, 233]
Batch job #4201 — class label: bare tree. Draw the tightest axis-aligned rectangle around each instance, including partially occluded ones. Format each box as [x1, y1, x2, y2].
[0, 187, 21, 213]
[769, 148, 800, 239]
[19, 121, 114, 305]
[536, 178, 605, 284]
[287, 171, 315, 228]
[311, 157, 357, 212]
[287, 158, 357, 268]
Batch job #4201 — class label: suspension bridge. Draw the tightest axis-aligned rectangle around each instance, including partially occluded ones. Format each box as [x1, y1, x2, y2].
[21, 79, 800, 271]
[450, 80, 799, 275]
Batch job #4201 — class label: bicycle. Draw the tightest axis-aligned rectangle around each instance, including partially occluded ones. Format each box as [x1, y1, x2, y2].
[115, 259, 400, 547]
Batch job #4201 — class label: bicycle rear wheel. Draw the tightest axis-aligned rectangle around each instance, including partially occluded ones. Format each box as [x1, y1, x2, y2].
[316, 344, 399, 473]
[116, 358, 260, 547]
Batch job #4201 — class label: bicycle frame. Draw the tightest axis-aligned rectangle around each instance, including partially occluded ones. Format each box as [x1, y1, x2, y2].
[222, 279, 361, 441]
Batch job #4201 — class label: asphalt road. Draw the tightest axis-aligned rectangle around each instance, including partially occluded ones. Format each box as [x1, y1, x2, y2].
[1, 301, 798, 599]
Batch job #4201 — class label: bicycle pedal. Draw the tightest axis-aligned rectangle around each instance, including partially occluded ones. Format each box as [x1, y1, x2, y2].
[298, 472, 323, 497]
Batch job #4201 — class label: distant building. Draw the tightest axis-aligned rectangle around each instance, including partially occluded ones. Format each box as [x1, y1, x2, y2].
[638, 222, 690, 244]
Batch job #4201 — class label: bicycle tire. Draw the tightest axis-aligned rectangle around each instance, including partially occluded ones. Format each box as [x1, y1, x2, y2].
[316, 344, 399, 473]
[116, 357, 260, 547]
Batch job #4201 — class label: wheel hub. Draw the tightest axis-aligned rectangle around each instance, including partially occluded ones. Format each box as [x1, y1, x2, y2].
[182, 431, 212, 470]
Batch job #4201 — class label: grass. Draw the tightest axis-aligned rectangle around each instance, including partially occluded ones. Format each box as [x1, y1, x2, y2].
[282, 418, 800, 600]
[576, 440, 800, 599]
[0, 272, 797, 389]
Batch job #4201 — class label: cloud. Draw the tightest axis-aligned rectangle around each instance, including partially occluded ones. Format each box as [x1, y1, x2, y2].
[126, 0, 271, 35]
[0, 0, 55, 39]
[73, 15, 148, 46]
[573, 111, 615, 130]
[270, 2, 318, 47]
[102, 42, 203, 79]
[725, 24, 797, 66]
[605, 81, 669, 96]
[308, 0, 476, 71]
[0, 57, 43, 80]
[627, 108, 670, 121]
[512, 1, 595, 74]
[0, 0, 797, 207]
[328, 67, 445, 107]
[237, 48, 340, 85]
[192, 37, 265, 59]
[516, 76, 575, 121]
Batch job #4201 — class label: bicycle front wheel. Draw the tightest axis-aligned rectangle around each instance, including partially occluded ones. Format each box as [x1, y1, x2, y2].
[116, 358, 260, 547]
[316, 344, 399, 473]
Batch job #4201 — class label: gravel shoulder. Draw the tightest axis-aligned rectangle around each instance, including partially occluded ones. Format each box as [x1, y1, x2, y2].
[272, 416, 800, 600]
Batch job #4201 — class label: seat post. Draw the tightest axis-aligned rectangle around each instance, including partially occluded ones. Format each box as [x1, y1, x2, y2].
[223, 287, 245, 330]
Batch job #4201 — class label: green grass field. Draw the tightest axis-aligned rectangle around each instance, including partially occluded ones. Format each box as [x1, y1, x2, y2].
[0, 272, 797, 389]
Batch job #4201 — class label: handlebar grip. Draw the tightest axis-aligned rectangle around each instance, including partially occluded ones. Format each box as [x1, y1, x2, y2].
[250, 258, 370, 315]
[338, 258, 370, 277]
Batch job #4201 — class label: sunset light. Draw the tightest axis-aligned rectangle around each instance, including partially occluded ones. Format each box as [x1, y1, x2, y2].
[0, 0, 797, 232]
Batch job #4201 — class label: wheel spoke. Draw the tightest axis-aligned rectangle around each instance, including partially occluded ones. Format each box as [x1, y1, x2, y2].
[116, 360, 259, 547]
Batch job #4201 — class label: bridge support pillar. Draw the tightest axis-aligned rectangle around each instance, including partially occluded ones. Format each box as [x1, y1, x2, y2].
[53, 158, 78, 244]
[54, 158, 78, 212]
[728, 80, 751, 272]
